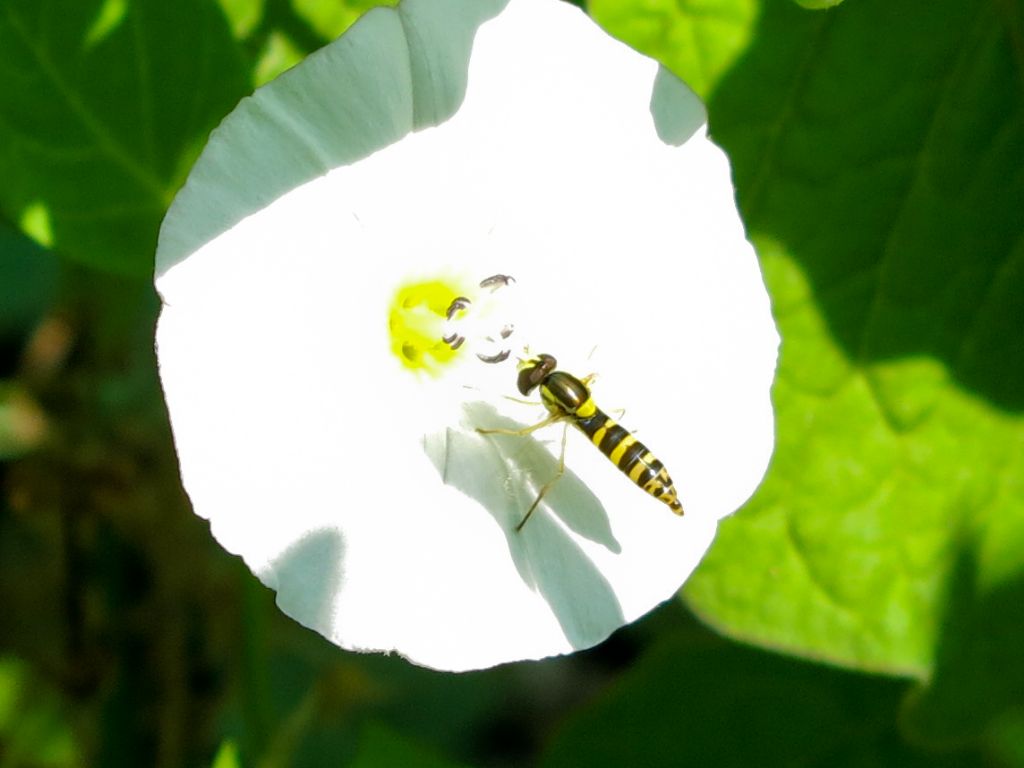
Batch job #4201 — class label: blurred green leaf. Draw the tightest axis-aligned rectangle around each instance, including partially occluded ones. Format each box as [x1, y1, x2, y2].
[216, 0, 267, 39]
[252, 31, 307, 86]
[0, 0, 248, 276]
[211, 739, 243, 768]
[987, 712, 1024, 768]
[291, 0, 399, 41]
[350, 722, 468, 768]
[793, 0, 845, 8]
[540, 633, 980, 768]
[217, 595, 518, 766]
[0, 656, 78, 767]
[0, 221, 58, 347]
[0, 383, 48, 459]
[0, 507, 67, 673]
[594, 0, 1024, 742]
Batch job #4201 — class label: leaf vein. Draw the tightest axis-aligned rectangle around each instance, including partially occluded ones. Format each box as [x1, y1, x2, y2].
[2, 3, 167, 201]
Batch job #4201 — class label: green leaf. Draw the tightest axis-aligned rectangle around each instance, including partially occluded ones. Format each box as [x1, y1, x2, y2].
[0, 656, 77, 767]
[350, 723, 468, 768]
[793, 0, 845, 8]
[252, 31, 307, 87]
[210, 739, 243, 768]
[216, 0, 266, 39]
[900, 547, 1024, 746]
[291, 0, 400, 42]
[0, 221, 58, 345]
[540, 632, 981, 768]
[0, 0, 248, 276]
[594, 0, 1024, 743]
[987, 712, 1024, 768]
[588, 0, 759, 100]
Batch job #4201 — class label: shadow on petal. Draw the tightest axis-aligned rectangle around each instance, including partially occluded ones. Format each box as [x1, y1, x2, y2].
[649, 65, 706, 147]
[507, 511, 625, 649]
[423, 401, 626, 649]
[261, 527, 346, 641]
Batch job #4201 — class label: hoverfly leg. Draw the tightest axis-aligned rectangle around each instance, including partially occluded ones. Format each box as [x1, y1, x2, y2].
[515, 422, 569, 532]
[476, 412, 563, 437]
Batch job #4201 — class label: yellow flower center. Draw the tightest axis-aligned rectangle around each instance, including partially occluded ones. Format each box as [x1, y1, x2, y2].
[388, 277, 471, 375]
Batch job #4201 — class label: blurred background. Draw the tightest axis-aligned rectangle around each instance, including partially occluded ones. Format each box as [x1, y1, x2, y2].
[1, 0, 1022, 765]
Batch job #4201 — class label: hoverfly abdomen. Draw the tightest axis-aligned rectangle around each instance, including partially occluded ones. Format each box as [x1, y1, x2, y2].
[515, 354, 684, 518]
[573, 401, 683, 515]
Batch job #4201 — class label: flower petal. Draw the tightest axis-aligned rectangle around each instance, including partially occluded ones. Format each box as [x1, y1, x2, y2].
[156, 0, 778, 671]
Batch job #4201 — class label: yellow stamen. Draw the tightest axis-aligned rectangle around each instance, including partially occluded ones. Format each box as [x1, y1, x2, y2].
[388, 277, 472, 375]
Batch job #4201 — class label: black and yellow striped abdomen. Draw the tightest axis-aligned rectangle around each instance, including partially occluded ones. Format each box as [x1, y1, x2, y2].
[534, 367, 684, 515]
[574, 405, 683, 514]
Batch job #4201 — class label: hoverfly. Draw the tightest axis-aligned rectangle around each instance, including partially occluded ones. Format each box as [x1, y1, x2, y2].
[480, 353, 684, 531]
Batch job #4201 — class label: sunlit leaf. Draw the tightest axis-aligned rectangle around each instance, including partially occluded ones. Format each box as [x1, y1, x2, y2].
[291, 0, 399, 41]
[589, 0, 758, 100]
[596, 0, 1024, 741]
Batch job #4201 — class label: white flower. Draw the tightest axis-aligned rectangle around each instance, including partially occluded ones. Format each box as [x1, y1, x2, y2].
[155, 0, 778, 671]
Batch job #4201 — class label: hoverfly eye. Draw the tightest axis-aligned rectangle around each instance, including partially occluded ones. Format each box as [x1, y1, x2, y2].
[516, 366, 541, 396]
